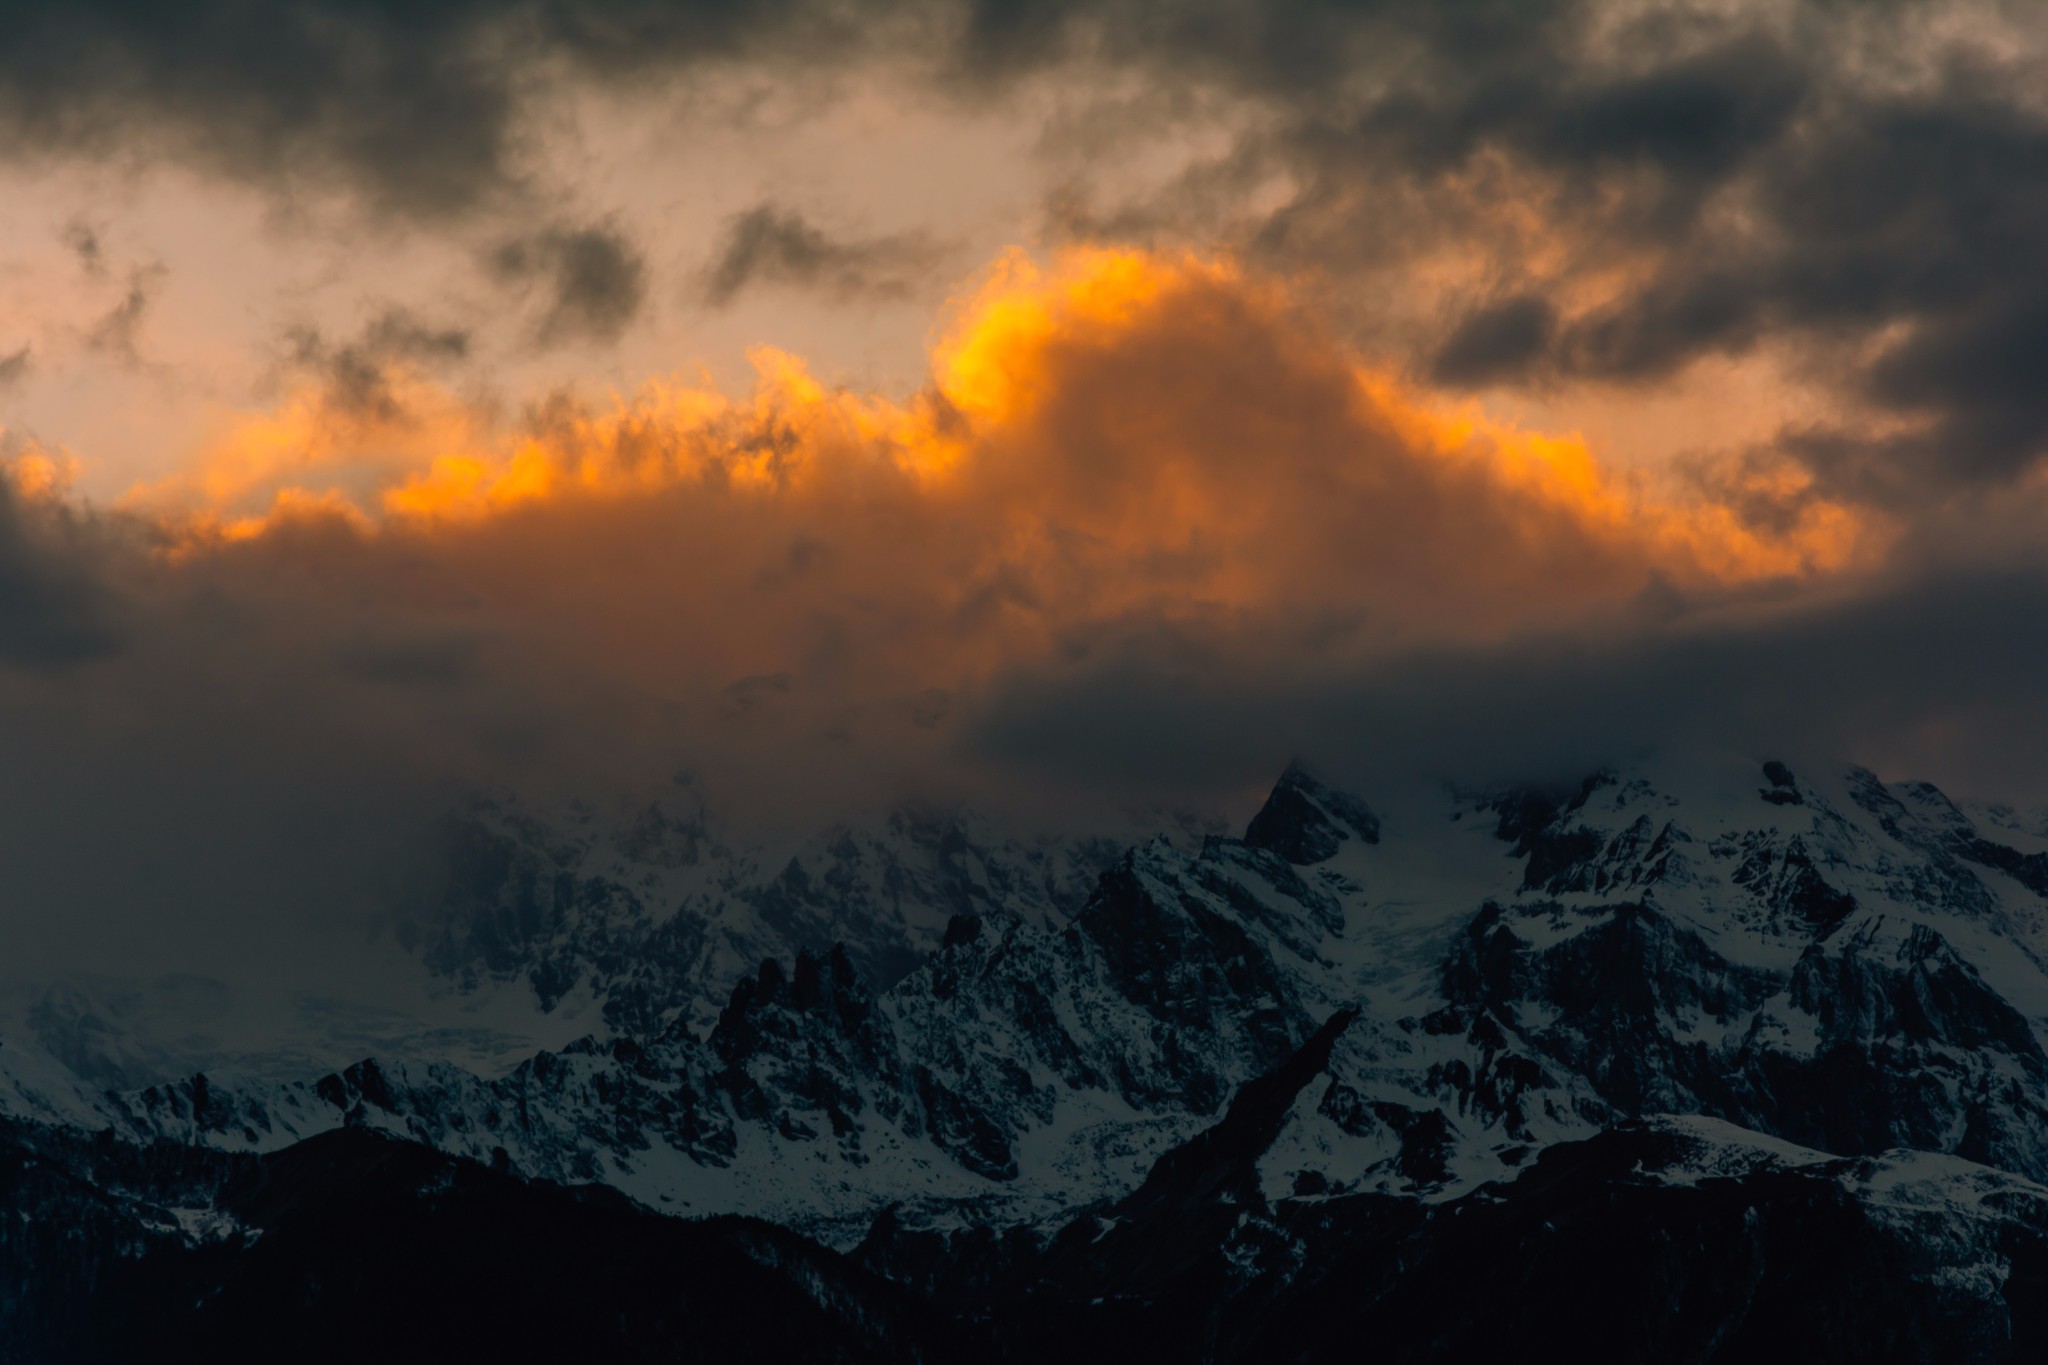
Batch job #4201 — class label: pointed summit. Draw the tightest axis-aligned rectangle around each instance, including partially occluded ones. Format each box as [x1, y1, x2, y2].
[1243, 762, 1380, 865]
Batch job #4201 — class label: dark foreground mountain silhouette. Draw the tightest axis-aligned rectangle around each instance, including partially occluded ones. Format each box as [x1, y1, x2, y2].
[6, 1041, 2045, 1363]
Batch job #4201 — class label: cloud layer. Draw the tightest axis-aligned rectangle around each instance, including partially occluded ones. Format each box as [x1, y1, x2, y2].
[2, 0, 2048, 975]
[125, 248, 1870, 702]
[0, 248, 1891, 857]
[12, 2, 2048, 503]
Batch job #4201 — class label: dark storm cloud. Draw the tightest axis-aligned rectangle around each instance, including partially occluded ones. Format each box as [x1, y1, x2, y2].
[699, 204, 946, 307]
[0, 482, 124, 669]
[1572, 79, 2048, 496]
[948, 0, 1567, 96]
[0, 0, 1560, 220]
[1173, 8, 2048, 502]
[492, 223, 649, 347]
[0, 2, 516, 220]
[1355, 29, 1812, 200]
[0, 0, 895, 221]
[962, 561, 2048, 805]
[1430, 295, 1555, 387]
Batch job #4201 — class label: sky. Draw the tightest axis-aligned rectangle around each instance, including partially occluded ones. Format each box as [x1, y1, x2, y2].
[4, 0, 2048, 967]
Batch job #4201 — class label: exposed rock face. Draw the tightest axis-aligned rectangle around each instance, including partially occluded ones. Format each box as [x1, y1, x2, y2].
[1243, 764, 1380, 866]
[1107, 1007, 1360, 1224]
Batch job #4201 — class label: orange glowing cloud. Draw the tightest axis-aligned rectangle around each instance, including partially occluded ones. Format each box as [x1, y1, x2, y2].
[3, 444, 78, 503]
[114, 246, 1885, 705]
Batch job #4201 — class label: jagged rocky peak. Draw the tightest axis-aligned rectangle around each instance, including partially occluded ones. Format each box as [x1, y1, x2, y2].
[1243, 762, 1380, 865]
[1761, 758, 1803, 804]
[1113, 1007, 1360, 1222]
[715, 944, 874, 1048]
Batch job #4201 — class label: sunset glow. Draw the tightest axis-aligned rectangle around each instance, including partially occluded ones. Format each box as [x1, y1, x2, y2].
[100, 246, 1882, 695]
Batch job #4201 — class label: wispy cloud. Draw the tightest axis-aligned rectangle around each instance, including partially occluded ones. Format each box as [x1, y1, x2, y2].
[491, 222, 649, 348]
[699, 204, 948, 307]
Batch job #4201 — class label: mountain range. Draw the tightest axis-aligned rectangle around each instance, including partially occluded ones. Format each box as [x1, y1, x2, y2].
[7, 752, 2048, 1360]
